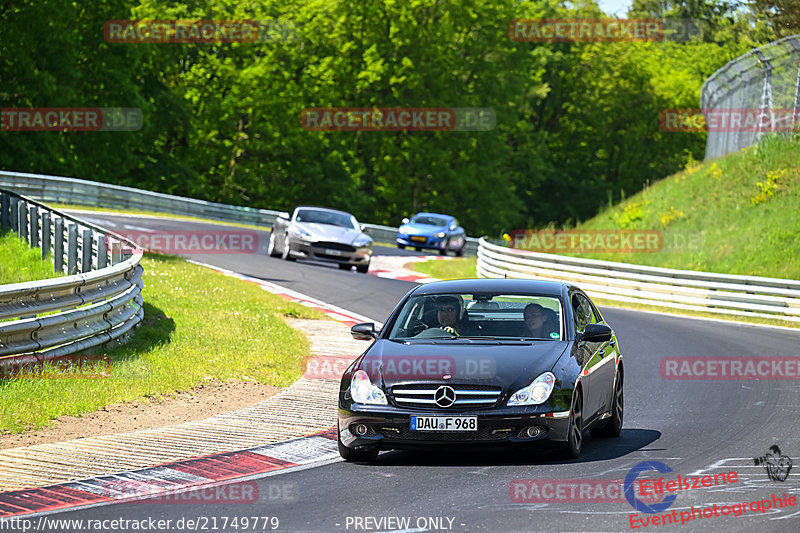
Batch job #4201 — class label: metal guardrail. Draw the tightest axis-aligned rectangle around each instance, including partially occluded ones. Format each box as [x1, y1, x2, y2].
[0, 189, 144, 368]
[0, 170, 480, 255]
[701, 34, 800, 160]
[477, 238, 800, 323]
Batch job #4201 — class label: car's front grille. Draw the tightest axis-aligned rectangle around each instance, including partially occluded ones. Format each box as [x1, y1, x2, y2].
[391, 384, 503, 410]
[311, 241, 355, 252]
[379, 426, 513, 442]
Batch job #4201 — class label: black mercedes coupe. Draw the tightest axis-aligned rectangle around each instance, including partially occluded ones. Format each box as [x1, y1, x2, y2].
[337, 279, 623, 461]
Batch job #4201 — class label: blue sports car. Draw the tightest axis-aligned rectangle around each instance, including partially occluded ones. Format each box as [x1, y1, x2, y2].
[396, 212, 466, 256]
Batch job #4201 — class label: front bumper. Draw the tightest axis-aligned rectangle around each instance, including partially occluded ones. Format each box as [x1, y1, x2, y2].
[290, 240, 371, 265]
[338, 405, 571, 451]
[396, 234, 446, 250]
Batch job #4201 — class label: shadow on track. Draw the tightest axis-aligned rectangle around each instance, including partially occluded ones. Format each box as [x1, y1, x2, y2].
[367, 428, 661, 467]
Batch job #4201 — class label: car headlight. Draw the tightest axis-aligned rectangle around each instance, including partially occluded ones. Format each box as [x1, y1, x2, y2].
[436, 232, 446, 238]
[507, 372, 556, 406]
[294, 228, 313, 240]
[352, 235, 372, 248]
[350, 370, 387, 405]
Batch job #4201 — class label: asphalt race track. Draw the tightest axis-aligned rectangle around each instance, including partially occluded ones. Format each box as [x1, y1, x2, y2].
[32, 213, 800, 532]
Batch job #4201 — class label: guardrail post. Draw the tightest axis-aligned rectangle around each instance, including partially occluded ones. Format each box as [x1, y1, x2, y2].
[54, 217, 64, 272]
[81, 228, 93, 273]
[111, 239, 122, 265]
[67, 223, 78, 275]
[0, 193, 9, 231]
[9, 198, 18, 232]
[29, 205, 40, 249]
[17, 200, 28, 243]
[96, 234, 108, 269]
[41, 211, 51, 260]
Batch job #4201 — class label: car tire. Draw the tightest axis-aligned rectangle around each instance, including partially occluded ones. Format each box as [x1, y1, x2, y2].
[563, 390, 583, 459]
[456, 245, 465, 257]
[397, 243, 406, 249]
[281, 235, 295, 261]
[439, 239, 449, 256]
[591, 370, 623, 438]
[356, 263, 369, 274]
[414, 247, 422, 252]
[338, 263, 351, 270]
[337, 424, 379, 462]
[267, 232, 281, 257]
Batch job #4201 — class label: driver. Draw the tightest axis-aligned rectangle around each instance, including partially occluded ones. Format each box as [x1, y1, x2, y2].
[436, 295, 464, 336]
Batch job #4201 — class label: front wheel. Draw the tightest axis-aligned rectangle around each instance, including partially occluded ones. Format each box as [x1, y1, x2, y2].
[397, 243, 406, 249]
[338, 424, 379, 462]
[439, 240, 449, 256]
[281, 235, 296, 261]
[592, 371, 623, 438]
[338, 263, 351, 271]
[563, 391, 583, 459]
[356, 264, 369, 274]
[267, 232, 281, 257]
[455, 245, 465, 257]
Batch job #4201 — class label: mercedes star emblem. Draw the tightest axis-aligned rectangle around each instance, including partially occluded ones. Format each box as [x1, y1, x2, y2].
[434, 385, 456, 408]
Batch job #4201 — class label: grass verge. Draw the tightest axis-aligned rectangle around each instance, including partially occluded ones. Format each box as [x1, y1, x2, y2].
[0, 231, 63, 284]
[409, 257, 477, 280]
[0, 253, 325, 434]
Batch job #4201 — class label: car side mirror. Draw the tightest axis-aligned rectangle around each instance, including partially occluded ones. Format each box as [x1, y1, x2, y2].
[360, 224, 367, 232]
[577, 323, 613, 343]
[449, 224, 457, 231]
[401, 217, 410, 224]
[351, 322, 379, 341]
[278, 212, 290, 220]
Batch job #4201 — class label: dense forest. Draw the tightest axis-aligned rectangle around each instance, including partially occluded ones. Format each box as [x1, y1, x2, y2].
[0, 0, 797, 235]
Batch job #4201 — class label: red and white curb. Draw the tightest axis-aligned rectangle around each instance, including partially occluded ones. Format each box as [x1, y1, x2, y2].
[0, 430, 338, 518]
[367, 255, 447, 284]
[187, 260, 378, 327]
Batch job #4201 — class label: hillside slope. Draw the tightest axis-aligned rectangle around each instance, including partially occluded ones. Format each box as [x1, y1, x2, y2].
[572, 135, 800, 279]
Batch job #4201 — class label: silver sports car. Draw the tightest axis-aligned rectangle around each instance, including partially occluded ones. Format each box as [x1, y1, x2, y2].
[268, 206, 373, 273]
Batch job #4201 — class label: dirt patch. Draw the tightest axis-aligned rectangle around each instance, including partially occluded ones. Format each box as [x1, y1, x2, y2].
[0, 380, 283, 450]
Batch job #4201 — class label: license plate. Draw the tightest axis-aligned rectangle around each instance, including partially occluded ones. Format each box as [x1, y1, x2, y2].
[410, 416, 477, 431]
[410, 236, 427, 243]
[325, 249, 343, 256]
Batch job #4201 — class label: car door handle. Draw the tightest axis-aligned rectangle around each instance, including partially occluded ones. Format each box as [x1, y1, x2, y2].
[598, 349, 605, 356]
[609, 340, 616, 347]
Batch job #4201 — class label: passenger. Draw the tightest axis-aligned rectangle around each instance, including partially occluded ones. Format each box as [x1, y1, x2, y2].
[523, 303, 560, 339]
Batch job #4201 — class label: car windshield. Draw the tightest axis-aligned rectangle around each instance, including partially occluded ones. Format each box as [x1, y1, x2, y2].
[410, 215, 447, 227]
[296, 209, 357, 229]
[387, 292, 563, 341]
